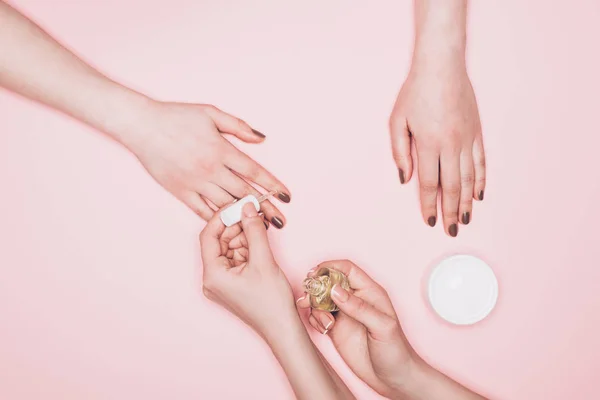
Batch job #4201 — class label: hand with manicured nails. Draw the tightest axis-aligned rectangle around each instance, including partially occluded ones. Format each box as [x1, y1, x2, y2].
[297, 260, 486, 400]
[297, 260, 415, 398]
[128, 101, 290, 227]
[389, 0, 486, 237]
[200, 206, 355, 400]
[0, 3, 290, 228]
[199, 203, 295, 339]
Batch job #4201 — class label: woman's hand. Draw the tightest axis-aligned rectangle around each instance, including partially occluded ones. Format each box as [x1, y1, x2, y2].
[297, 260, 485, 400]
[124, 101, 290, 227]
[199, 203, 296, 340]
[297, 260, 415, 398]
[199, 207, 353, 399]
[390, 0, 486, 237]
[390, 63, 485, 237]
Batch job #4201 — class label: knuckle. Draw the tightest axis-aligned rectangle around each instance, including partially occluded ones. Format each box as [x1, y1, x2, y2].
[474, 156, 486, 168]
[461, 174, 475, 186]
[380, 317, 400, 336]
[421, 182, 439, 195]
[443, 184, 461, 197]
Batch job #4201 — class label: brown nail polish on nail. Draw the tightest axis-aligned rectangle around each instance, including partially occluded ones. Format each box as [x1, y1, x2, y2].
[399, 169, 406, 184]
[478, 190, 484, 201]
[252, 129, 266, 138]
[462, 212, 471, 225]
[271, 217, 284, 229]
[449, 224, 458, 237]
[428, 216, 436, 227]
[277, 192, 291, 203]
[264, 220, 269, 230]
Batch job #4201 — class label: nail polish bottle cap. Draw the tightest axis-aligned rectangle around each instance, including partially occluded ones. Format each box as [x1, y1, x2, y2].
[219, 195, 260, 227]
[427, 255, 498, 326]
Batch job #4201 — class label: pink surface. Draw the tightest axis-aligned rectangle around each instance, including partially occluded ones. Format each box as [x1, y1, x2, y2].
[1, 1, 600, 399]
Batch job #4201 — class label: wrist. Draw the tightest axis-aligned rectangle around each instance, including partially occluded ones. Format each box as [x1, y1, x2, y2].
[98, 85, 156, 151]
[387, 354, 436, 400]
[263, 310, 307, 352]
[412, 0, 467, 67]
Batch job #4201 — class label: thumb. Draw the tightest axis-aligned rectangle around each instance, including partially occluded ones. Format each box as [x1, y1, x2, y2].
[240, 202, 274, 262]
[331, 284, 398, 341]
[389, 115, 413, 184]
[204, 105, 266, 143]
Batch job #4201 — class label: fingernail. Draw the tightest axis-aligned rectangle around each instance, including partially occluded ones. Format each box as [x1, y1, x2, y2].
[462, 212, 471, 225]
[478, 190, 484, 201]
[243, 203, 258, 217]
[264, 220, 269, 230]
[331, 284, 349, 302]
[428, 216, 437, 227]
[271, 216, 284, 229]
[398, 169, 406, 184]
[317, 314, 334, 334]
[449, 224, 458, 237]
[277, 192, 291, 203]
[252, 128, 266, 138]
[296, 295, 306, 304]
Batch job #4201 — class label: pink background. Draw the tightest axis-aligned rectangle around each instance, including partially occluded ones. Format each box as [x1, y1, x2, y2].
[1, 1, 600, 399]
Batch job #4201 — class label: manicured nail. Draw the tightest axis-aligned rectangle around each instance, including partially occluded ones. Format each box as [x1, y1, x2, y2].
[478, 190, 484, 201]
[317, 314, 334, 335]
[398, 169, 406, 184]
[449, 224, 458, 237]
[296, 295, 306, 304]
[243, 203, 258, 217]
[252, 128, 266, 138]
[331, 284, 349, 302]
[271, 216, 284, 229]
[277, 192, 291, 203]
[462, 212, 471, 225]
[259, 213, 269, 229]
[428, 216, 437, 227]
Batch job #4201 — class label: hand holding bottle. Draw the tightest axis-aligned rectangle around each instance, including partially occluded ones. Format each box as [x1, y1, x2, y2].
[297, 260, 485, 400]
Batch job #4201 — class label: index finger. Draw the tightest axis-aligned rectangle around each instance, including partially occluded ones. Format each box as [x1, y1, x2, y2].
[223, 144, 291, 204]
[199, 211, 227, 265]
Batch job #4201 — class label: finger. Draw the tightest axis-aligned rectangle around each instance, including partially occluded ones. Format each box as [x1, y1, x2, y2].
[180, 192, 214, 220]
[308, 312, 334, 335]
[311, 309, 335, 334]
[440, 148, 461, 237]
[216, 169, 286, 229]
[330, 284, 398, 341]
[459, 150, 475, 225]
[389, 115, 413, 184]
[416, 147, 440, 228]
[240, 203, 275, 263]
[295, 293, 311, 309]
[223, 144, 291, 203]
[198, 183, 236, 208]
[473, 136, 486, 201]
[316, 260, 396, 317]
[309, 314, 326, 334]
[199, 211, 227, 265]
[203, 105, 266, 143]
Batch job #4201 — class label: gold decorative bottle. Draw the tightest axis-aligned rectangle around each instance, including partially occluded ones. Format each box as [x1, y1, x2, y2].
[303, 267, 350, 312]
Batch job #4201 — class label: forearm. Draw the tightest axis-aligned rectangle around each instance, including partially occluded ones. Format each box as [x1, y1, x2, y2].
[392, 356, 486, 400]
[413, 0, 467, 66]
[312, 342, 356, 399]
[0, 1, 149, 148]
[265, 316, 353, 400]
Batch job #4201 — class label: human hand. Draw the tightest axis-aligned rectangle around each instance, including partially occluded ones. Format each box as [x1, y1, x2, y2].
[390, 57, 486, 237]
[123, 101, 290, 228]
[297, 260, 416, 398]
[199, 203, 296, 340]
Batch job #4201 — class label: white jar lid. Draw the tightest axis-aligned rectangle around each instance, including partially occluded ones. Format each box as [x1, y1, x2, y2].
[428, 255, 498, 325]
